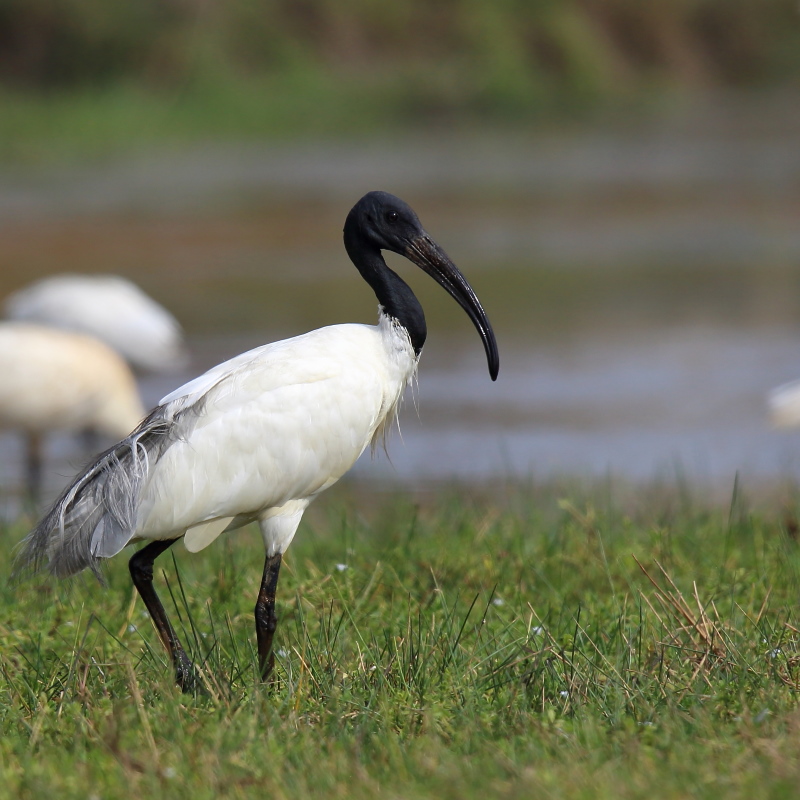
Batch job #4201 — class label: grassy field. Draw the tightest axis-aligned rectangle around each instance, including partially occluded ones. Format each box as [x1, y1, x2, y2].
[1, 480, 799, 798]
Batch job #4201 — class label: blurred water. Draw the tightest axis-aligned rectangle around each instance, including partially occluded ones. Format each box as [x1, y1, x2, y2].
[2, 99, 800, 509]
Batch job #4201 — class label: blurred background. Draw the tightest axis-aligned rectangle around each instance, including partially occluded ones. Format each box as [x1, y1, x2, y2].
[2, 0, 800, 504]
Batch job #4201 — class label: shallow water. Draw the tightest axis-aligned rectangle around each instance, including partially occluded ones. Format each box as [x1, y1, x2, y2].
[2, 98, 800, 508]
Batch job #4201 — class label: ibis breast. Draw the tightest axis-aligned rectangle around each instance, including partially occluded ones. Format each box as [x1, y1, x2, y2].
[134, 318, 416, 540]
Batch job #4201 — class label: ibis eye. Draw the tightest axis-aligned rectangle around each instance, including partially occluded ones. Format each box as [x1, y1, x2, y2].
[385, 210, 399, 224]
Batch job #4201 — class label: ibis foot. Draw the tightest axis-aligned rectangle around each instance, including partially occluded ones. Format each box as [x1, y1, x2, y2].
[174, 655, 206, 695]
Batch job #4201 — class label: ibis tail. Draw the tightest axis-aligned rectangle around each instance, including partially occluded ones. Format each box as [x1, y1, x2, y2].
[17, 403, 190, 579]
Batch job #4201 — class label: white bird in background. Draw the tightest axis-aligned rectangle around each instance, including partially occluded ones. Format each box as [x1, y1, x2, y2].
[18, 191, 499, 692]
[5, 274, 187, 373]
[0, 323, 145, 502]
[768, 380, 800, 427]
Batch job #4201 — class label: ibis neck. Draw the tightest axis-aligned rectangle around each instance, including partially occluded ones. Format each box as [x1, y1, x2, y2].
[346, 240, 427, 355]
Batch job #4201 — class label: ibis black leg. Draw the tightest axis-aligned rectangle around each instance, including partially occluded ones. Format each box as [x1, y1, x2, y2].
[255, 553, 282, 682]
[25, 432, 43, 507]
[129, 539, 200, 693]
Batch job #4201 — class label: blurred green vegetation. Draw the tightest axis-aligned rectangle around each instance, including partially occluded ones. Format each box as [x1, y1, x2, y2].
[2, 0, 799, 95]
[1, 0, 799, 160]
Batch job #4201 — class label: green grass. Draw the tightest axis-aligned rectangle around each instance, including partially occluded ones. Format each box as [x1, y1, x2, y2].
[2, 481, 800, 798]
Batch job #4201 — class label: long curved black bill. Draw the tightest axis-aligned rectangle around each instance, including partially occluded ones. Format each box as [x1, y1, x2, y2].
[405, 234, 499, 381]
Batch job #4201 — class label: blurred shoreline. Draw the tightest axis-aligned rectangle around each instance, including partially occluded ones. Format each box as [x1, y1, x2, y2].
[2, 91, 800, 221]
[2, 95, 800, 504]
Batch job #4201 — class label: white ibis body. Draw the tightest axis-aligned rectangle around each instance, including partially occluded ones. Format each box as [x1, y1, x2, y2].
[5, 274, 187, 373]
[0, 322, 145, 502]
[18, 191, 499, 691]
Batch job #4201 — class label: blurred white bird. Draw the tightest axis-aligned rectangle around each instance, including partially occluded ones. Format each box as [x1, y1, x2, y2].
[768, 380, 800, 427]
[0, 322, 145, 502]
[5, 274, 187, 373]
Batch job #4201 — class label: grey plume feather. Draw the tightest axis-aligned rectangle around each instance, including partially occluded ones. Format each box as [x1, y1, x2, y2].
[15, 400, 197, 580]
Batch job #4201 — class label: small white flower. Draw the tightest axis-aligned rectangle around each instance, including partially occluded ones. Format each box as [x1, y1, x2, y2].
[492, 597, 505, 606]
[769, 648, 781, 659]
[277, 648, 288, 658]
[532, 626, 544, 636]
[559, 691, 569, 697]
[128, 624, 137, 633]
[335, 563, 348, 572]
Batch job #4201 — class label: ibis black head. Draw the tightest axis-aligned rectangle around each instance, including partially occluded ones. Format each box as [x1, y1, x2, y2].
[345, 191, 425, 253]
[344, 191, 499, 381]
